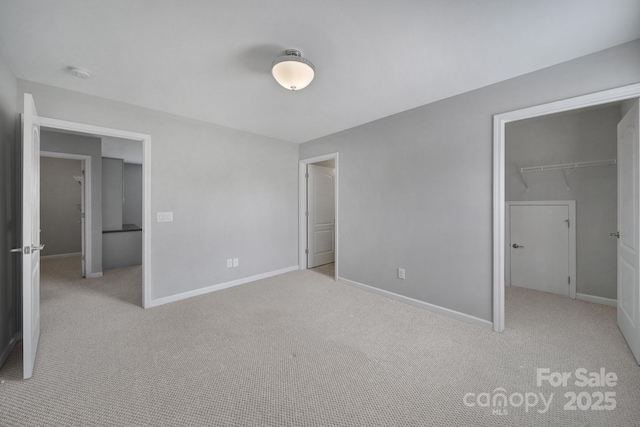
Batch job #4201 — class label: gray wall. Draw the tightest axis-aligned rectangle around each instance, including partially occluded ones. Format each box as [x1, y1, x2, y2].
[102, 157, 123, 231]
[18, 80, 299, 301]
[41, 131, 103, 275]
[300, 39, 640, 322]
[0, 49, 18, 366]
[123, 163, 142, 226]
[40, 157, 82, 256]
[505, 105, 620, 300]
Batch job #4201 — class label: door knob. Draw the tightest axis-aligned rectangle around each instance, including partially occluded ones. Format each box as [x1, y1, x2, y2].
[512, 243, 524, 249]
[31, 244, 45, 252]
[610, 232, 620, 239]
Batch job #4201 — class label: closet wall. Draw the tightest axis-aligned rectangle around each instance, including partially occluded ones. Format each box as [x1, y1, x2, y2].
[102, 157, 142, 269]
[505, 104, 621, 300]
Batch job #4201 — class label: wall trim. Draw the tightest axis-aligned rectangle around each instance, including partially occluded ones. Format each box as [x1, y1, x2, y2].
[338, 277, 493, 330]
[0, 333, 20, 369]
[493, 82, 640, 333]
[576, 293, 617, 307]
[86, 272, 103, 279]
[148, 265, 299, 308]
[41, 252, 82, 260]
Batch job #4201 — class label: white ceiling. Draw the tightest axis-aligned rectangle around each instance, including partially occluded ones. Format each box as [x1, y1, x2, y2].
[1, 0, 639, 144]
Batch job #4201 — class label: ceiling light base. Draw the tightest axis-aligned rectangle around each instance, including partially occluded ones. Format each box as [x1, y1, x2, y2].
[68, 66, 92, 79]
[271, 49, 315, 91]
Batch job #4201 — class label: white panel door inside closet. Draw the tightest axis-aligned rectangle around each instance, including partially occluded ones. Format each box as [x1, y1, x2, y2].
[509, 204, 571, 297]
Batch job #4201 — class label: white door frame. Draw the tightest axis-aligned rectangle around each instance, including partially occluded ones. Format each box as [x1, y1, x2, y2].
[38, 117, 153, 308]
[299, 153, 338, 278]
[505, 201, 576, 299]
[40, 151, 91, 277]
[493, 82, 640, 332]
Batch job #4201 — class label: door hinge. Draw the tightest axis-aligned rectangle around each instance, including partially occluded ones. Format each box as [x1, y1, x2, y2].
[305, 211, 309, 217]
[568, 276, 571, 285]
[305, 249, 309, 254]
[305, 173, 309, 179]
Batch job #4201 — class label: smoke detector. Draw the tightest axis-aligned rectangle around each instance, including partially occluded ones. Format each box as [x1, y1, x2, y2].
[67, 66, 92, 79]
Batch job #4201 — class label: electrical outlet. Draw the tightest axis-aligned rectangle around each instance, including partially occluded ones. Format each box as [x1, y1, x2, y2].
[233, 258, 239, 267]
[398, 268, 406, 280]
[226, 259, 232, 268]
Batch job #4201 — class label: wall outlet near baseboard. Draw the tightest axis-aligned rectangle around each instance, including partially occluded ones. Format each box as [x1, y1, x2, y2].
[398, 268, 405, 280]
[233, 258, 239, 267]
[226, 259, 233, 268]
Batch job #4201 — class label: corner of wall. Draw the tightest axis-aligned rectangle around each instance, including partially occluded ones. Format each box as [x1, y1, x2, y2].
[0, 53, 20, 367]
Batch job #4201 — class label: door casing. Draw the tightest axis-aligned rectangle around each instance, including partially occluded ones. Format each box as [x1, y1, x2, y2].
[299, 153, 338, 278]
[38, 116, 152, 308]
[493, 83, 640, 332]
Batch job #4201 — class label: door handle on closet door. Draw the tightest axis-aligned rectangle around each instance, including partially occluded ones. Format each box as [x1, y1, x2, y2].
[512, 243, 524, 249]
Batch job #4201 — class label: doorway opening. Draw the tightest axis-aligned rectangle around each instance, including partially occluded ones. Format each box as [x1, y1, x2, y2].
[299, 153, 338, 280]
[39, 152, 90, 278]
[493, 83, 640, 334]
[38, 117, 152, 308]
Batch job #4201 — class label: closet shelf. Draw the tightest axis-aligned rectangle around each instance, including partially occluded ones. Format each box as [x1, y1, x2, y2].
[520, 159, 616, 173]
[519, 159, 616, 191]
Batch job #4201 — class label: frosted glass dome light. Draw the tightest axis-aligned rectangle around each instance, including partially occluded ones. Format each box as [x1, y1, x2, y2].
[271, 49, 315, 91]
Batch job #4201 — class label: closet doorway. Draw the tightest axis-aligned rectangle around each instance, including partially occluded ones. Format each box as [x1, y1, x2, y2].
[39, 152, 90, 278]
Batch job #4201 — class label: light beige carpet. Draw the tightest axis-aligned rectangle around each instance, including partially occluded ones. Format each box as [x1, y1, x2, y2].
[309, 262, 334, 278]
[0, 257, 639, 426]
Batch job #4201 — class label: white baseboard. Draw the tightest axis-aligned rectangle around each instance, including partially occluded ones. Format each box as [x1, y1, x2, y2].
[337, 277, 493, 330]
[0, 333, 20, 368]
[41, 252, 82, 260]
[576, 293, 617, 307]
[148, 265, 300, 308]
[86, 272, 103, 279]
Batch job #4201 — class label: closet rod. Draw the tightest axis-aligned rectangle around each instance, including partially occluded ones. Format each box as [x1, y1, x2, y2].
[519, 159, 616, 191]
[520, 159, 616, 173]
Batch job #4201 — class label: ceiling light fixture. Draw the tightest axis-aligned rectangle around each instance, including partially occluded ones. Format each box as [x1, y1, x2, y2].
[67, 66, 92, 79]
[271, 49, 315, 91]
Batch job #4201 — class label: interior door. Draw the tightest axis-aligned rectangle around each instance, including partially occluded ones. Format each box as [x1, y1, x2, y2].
[510, 204, 570, 296]
[617, 99, 640, 365]
[22, 93, 43, 379]
[307, 164, 335, 268]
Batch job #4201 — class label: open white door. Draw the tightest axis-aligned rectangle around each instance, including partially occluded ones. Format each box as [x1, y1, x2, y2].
[22, 94, 43, 378]
[617, 100, 640, 365]
[307, 164, 335, 268]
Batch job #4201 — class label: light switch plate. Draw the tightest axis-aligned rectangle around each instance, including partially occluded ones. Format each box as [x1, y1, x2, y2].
[157, 212, 173, 222]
